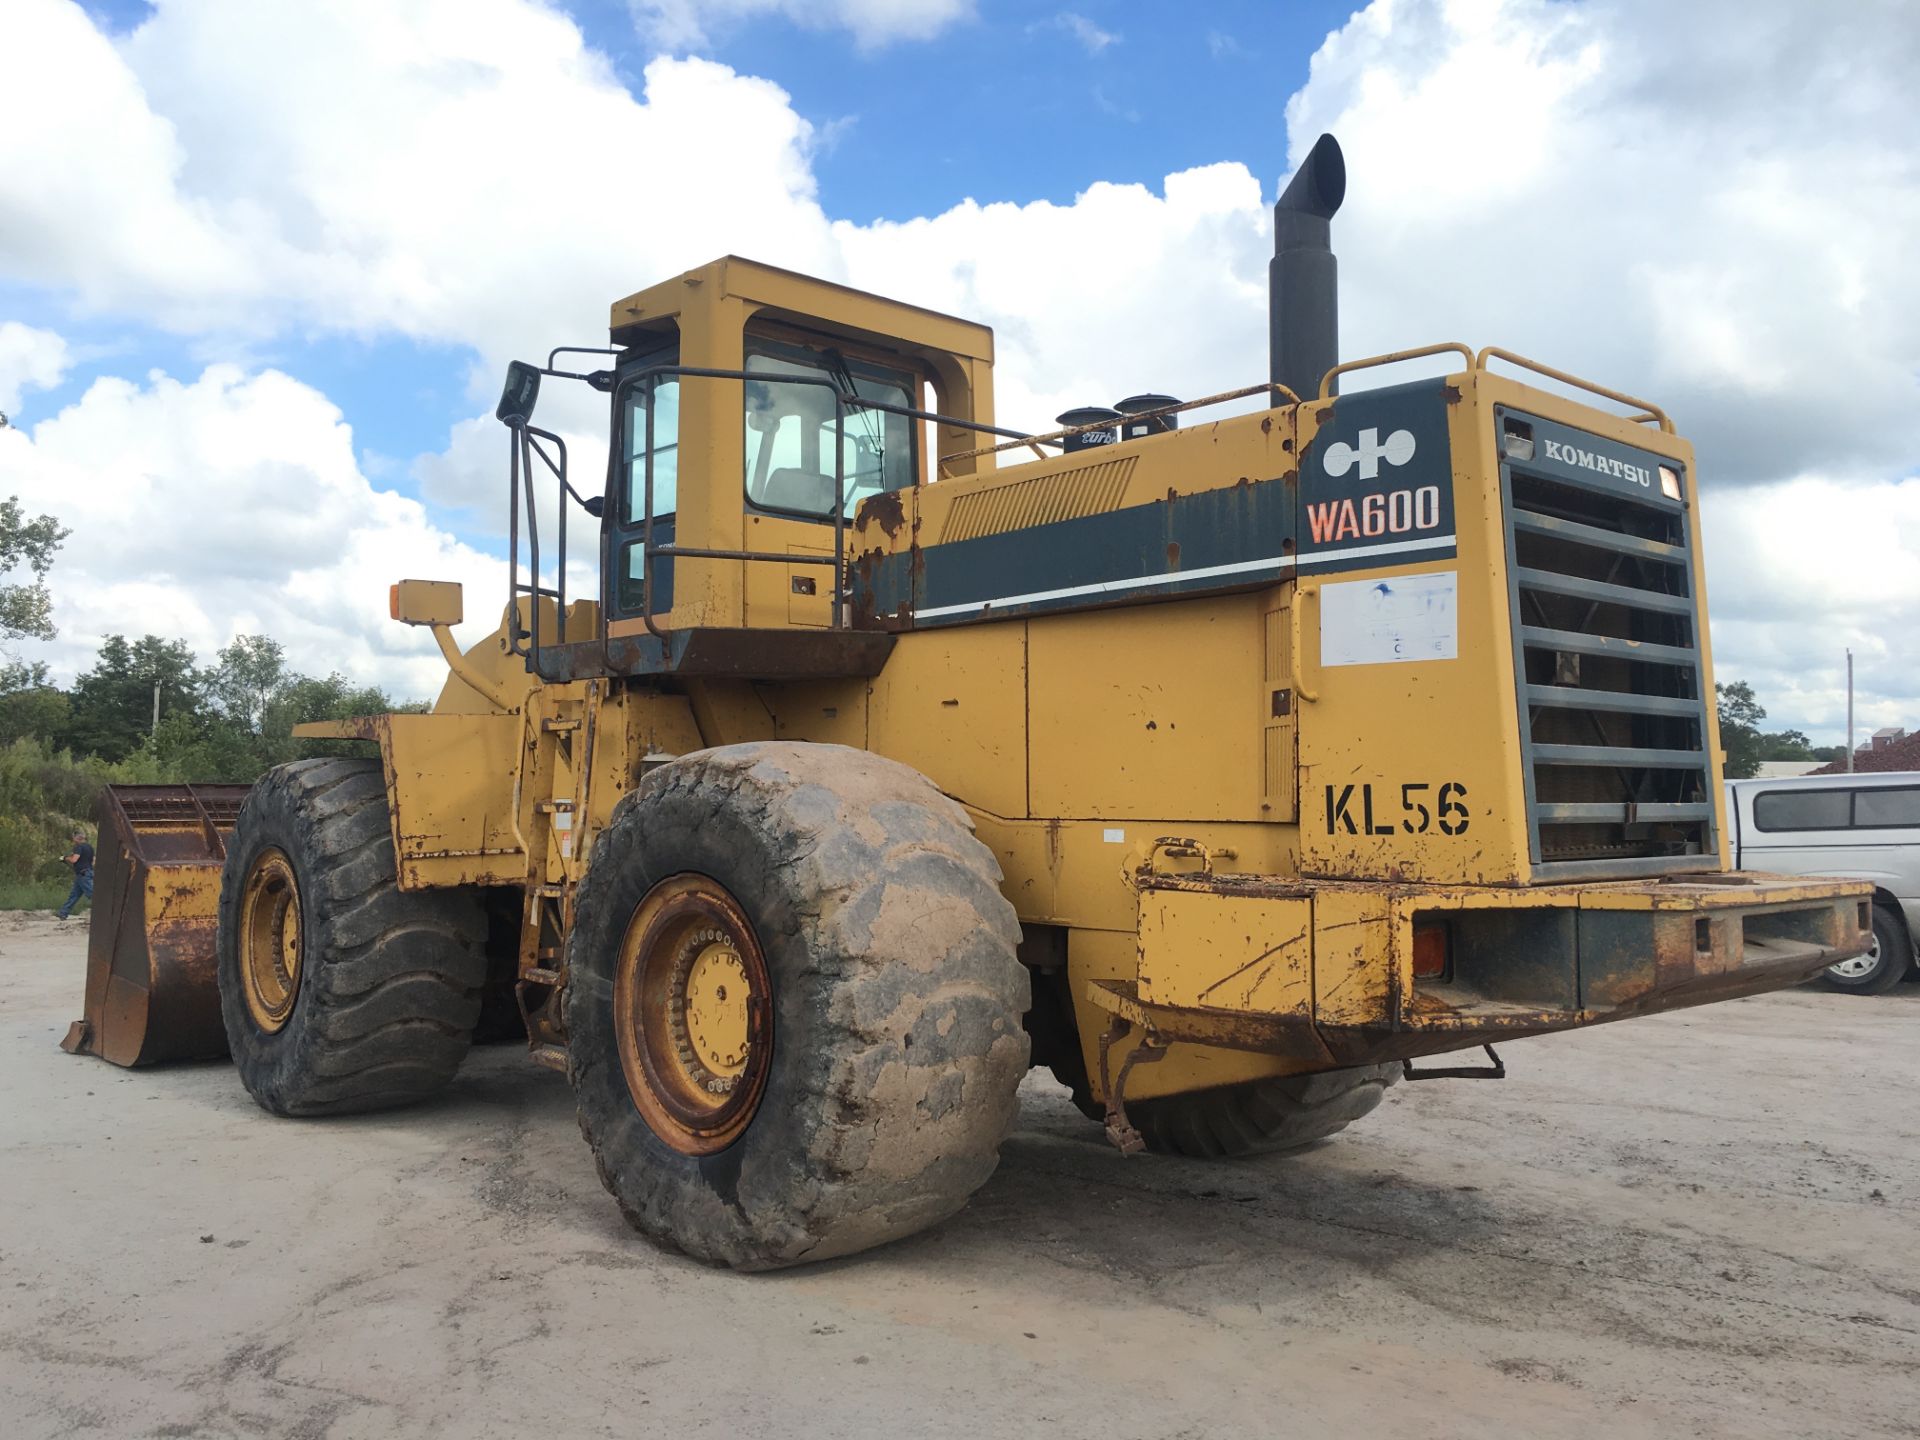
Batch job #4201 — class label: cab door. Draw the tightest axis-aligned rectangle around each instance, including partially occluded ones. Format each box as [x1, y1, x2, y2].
[607, 368, 678, 624]
[737, 339, 918, 631]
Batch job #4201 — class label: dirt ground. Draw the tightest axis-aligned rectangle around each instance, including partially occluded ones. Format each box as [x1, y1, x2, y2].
[2, 911, 1915, 1440]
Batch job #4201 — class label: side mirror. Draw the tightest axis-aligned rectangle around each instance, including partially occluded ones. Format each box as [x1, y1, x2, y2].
[495, 361, 541, 426]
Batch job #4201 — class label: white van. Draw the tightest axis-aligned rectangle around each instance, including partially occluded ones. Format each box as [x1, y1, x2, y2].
[1725, 772, 1920, 993]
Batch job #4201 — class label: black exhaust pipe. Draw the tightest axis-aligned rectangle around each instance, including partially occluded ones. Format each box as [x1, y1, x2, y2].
[1269, 133, 1345, 405]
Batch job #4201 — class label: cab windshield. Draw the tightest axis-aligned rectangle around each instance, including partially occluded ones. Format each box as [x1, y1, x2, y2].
[742, 341, 916, 519]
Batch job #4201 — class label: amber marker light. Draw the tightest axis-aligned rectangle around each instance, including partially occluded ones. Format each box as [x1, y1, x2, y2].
[1412, 920, 1451, 981]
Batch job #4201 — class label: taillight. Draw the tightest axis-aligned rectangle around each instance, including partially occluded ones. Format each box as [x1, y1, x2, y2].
[1412, 920, 1451, 981]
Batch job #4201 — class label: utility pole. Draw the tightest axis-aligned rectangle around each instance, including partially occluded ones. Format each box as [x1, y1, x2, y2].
[152, 679, 162, 736]
[1846, 649, 1854, 773]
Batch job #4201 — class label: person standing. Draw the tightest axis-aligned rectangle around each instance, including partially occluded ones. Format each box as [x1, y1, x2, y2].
[57, 828, 94, 922]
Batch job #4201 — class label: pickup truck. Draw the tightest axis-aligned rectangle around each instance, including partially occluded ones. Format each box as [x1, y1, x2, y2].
[1725, 772, 1920, 993]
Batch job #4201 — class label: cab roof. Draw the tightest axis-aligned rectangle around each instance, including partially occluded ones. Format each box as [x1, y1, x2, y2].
[607, 256, 994, 366]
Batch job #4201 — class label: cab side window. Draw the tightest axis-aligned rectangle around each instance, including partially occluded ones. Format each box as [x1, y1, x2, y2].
[742, 342, 915, 521]
[624, 377, 679, 521]
[611, 346, 680, 619]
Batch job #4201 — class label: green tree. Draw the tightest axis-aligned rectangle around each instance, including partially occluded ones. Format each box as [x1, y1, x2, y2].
[209, 634, 288, 735]
[186, 644, 406, 774]
[1716, 679, 1766, 780]
[0, 497, 68, 692]
[1756, 728, 1815, 762]
[144, 708, 262, 782]
[64, 634, 204, 761]
[0, 683, 69, 746]
[254, 671, 391, 766]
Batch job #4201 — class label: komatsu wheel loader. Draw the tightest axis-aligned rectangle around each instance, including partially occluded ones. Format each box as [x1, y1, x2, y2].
[66, 135, 1872, 1269]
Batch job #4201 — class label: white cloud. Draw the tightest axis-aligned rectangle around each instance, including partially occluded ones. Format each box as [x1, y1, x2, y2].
[0, 322, 71, 418]
[2, 0, 838, 351]
[1034, 12, 1120, 53]
[835, 162, 1269, 430]
[1287, 0, 1920, 489]
[0, 0, 285, 322]
[1703, 475, 1920, 738]
[630, 0, 973, 53]
[0, 365, 501, 698]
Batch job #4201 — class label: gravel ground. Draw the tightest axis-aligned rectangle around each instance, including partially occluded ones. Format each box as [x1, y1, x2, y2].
[3, 910, 1916, 1439]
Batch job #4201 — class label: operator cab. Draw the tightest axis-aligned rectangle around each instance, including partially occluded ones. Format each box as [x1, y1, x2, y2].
[496, 257, 996, 682]
[608, 325, 922, 625]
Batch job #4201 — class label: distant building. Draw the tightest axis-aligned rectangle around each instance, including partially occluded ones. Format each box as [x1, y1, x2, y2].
[1812, 726, 1920, 775]
[1754, 761, 1824, 779]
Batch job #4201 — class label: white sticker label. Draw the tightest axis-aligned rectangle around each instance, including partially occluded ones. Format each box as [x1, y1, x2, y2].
[1102, 828, 1126, 844]
[1319, 570, 1458, 667]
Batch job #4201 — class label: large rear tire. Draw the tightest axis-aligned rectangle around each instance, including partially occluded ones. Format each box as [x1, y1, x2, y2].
[566, 742, 1028, 1270]
[216, 758, 488, 1115]
[1058, 1062, 1398, 1159]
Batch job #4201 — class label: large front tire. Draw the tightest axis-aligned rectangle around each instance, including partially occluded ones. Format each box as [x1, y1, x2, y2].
[216, 758, 488, 1115]
[566, 742, 1028, 1270]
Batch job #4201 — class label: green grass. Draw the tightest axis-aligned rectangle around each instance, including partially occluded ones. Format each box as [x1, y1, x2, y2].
[0, 881, 80, 911]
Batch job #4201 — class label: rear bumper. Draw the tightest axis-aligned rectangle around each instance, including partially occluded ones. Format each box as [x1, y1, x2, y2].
[1094, 870, 1874, 1070]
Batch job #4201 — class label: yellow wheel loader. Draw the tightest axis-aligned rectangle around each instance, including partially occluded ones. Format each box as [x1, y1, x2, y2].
[67, 135, 1872, 1269]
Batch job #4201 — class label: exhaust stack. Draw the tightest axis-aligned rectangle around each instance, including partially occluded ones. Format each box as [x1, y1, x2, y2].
[1269, 133, 1346, 405]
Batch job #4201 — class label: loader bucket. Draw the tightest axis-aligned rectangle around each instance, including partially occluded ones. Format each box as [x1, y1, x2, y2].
[60, 784, 252, 1067]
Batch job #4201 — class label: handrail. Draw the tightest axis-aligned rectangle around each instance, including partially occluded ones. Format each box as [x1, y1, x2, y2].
[1289, 586, 1319, 704]
[1317, 343, 1672, 432]
[1474, 346, 1673, 432]
[506, 426, 571, 661]
[938, 380, 1303, 473]
[1318, 343, 1476, 400]
[547, 343, 619, 370]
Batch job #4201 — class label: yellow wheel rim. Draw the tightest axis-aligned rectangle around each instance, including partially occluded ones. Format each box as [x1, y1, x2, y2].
[239, 848, 303, 1033]
[683, 940, 752, 1077]
[614, 874, 772, 1156]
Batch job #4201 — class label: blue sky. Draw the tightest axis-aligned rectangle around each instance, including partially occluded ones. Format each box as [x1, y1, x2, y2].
[615, 1, 1356, 217]
[48, 0, 1355, 510]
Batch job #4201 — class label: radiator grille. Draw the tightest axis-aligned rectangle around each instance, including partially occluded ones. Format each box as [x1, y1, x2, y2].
[1498, 411, 1716, 880]
[939, 455, 1136, 543]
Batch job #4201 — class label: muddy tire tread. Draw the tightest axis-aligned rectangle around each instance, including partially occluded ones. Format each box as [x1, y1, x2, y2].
[217, 758, 487, 1116]
[1124, 1065, 1401, 1159]
[567, 742, 1029, 1270]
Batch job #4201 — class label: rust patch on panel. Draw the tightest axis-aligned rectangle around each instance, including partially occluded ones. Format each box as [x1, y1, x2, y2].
[863, 487, 907, 540]
[64, 784, 250, 1068]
